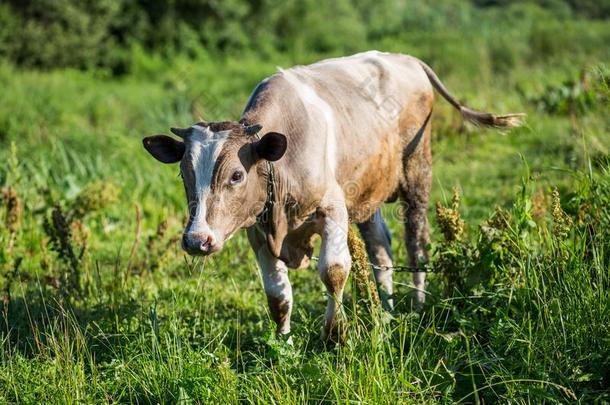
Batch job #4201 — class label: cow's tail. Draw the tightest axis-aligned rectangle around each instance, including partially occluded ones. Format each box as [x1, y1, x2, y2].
[418, 60, 525, 128]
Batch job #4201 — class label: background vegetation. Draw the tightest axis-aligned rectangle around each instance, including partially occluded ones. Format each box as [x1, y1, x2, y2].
[0, 0, 609, 402]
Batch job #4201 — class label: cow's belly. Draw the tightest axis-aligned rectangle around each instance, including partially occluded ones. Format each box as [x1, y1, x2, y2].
[345, 175, 400, 223]
[280, 215, 322, 269]
[340, 130, 403, 223]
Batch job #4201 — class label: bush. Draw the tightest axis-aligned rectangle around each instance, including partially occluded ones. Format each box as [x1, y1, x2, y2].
[1, 0, 607, 74]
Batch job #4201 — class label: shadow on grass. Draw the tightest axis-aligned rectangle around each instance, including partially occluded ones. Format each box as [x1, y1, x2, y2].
[1, 288, 142, 362]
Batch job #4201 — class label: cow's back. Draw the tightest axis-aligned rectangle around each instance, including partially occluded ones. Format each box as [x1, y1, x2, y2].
[242, 51, 433, 221]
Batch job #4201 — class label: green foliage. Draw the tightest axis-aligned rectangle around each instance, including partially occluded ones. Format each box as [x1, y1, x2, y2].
[1, 0, 609, 73]
[70, 181, 119, 221]
[41, 181, 119, 299]
[430, 163, 610, 403]
[3, 0, 123, 70]
[526, 67, 610, 115]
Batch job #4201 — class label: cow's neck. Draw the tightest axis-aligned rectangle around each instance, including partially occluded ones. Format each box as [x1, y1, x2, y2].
[240, 106, 288, 258]
[240, 116, 290, 259]
[259, 155, 289, 258]
[254, 139, 277, 232]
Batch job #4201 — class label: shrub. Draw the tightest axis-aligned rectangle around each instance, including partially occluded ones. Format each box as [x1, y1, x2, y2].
[527, 67, 610, 115]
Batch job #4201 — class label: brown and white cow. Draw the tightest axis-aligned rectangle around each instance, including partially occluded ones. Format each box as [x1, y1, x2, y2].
[143, 51, 523, 339]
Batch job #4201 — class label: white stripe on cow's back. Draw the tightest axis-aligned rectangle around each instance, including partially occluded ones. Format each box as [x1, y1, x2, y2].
[278, 67, 337, 175]
[187, 125, 230, 231]
[306, 49, 388, 68]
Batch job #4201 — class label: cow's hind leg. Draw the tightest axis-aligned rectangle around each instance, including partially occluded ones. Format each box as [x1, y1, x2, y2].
[401, 118, 432, 310]
[357, 209, 394, 310]
[318, 195, 351, 342]
[247, 228, 293, 335]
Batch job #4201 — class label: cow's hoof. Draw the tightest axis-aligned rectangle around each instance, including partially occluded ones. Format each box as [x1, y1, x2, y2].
[411, 290, 426, 312]
[276, 331, 294, 346]
[321, 321, 347, 345]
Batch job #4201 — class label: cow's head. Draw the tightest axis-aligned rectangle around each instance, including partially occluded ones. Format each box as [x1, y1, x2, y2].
[143, 121, 287, 255]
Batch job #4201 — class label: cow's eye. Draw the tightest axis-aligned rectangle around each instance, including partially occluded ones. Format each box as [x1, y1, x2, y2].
[230, 170, 244, 185]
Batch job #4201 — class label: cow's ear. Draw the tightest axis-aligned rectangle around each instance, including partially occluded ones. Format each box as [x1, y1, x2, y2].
[143, 135, 185, 164]
[254, 132, 287, 162]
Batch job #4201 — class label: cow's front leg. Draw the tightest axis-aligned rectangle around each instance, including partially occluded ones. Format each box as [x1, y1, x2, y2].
[247, 228, 292, 335]
[317, 201, 352, 341]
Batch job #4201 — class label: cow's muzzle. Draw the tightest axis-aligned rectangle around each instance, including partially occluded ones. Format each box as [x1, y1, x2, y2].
[182, 232, 221, 256]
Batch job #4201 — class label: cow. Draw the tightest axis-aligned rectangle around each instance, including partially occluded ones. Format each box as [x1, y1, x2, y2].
[143, 51, 523, 340]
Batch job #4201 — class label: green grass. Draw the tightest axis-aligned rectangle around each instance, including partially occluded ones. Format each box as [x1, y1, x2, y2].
[0, 42, 609, 402]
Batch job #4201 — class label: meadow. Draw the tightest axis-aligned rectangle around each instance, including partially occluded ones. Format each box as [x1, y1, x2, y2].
[1, 1, 610, 403]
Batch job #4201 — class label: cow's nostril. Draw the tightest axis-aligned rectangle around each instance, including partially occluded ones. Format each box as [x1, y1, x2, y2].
[200, 238, 212, 253]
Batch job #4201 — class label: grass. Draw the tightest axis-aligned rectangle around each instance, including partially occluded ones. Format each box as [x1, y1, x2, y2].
[0, 40, 609, 402]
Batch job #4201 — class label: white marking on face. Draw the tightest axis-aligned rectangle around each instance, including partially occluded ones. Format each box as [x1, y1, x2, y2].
[184, 125, 230, 237]
[279, 68, 337, 175]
